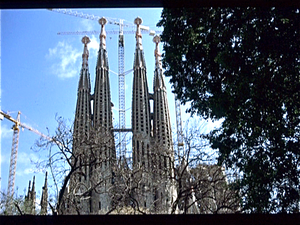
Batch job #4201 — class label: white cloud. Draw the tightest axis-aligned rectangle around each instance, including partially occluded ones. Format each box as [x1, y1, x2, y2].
[88, 35, 99, 57]
[17, 151, 39, 165]
[0, 124, 13, 139]
[0, 153, 6, 165]
[15, 167, 44, 177]
[47, 47, 57, 57]
[46, 41, 81, 79]
[15, 151, 45, 177]
[78, 19, 100, 58]
[125, 83, 129, 91]
[80, 19, 98, 32]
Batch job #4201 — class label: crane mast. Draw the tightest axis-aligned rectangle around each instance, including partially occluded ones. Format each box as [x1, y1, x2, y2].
[7, 112, 20, 198]
[0, 110, 52, 202]
[118, 20, 126, 157]
[175, 96, 184, 162]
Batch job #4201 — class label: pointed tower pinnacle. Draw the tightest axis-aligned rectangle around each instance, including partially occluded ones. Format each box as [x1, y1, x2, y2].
[99, 17, 107, 50]
[25, 176, 36, 214]
[91, 16, 116, 213]
[95, 17, 109, 69]
[152, 35, 176, 213]
[134, 17, 143, 50]
[82, 36, 90, 69]
[131, 17, 153, 209]
[94, 16, 113, 131]
[78, 36, 91, 89]
[73, 36, 92, 144]
[32, 176, 36, 214]
[26, 180, 31, 200]
[44, 171, 48, 187]
[153, 35, 163, 70]
[133, 17, 146, 69]
[153, 34, 174, 173]
[68, 36, 93, 214]
[40, 172, 48, 215]
[153, 35, 166, 90]
[132, 17, 151, 169]
[32, 176, 35, 193]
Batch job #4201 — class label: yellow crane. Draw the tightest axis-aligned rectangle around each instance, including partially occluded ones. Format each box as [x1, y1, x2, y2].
[0, 110, 52, 198]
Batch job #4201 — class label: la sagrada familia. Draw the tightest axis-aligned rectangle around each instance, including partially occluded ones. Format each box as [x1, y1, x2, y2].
[22, 16, 238, 216]
[60, 17, 177, 214]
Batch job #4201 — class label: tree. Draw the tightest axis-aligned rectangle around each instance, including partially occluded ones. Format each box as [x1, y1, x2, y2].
[34, 116, 119, 215]
[171, 119, 240, 214]
[158, 8, 300, 212]
[35, 116, 169, 215]
[34, 116, 239, 215]
[0, 188, 36, 215]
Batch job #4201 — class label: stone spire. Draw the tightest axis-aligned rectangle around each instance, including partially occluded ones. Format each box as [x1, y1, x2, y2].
[133, 17, 146, 68]
[99, 17, 107, 50]
[91, 16, 116, 214]
[25, 176, 36, 214]
[153, 35, 173, 154]
[131, 17, 153, 210]
[73, 36, 92, 144]
[152, 35, 176, 213]
[132, 17, 151, 169]
[40, 172, 48, 215]
[27, 180, 31, 198]
[32, 176, 35, 190]
[82, 36, 90, 69]
[153, 35, 162, 69]
[94, 17, 113, 130]
[78, 36, 91, 89]
[69, 36, 92, 215]
[135, 17, 143, 50]
[32, 176, 36, 199]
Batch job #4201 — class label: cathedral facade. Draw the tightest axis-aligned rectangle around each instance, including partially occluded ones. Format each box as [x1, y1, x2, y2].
[61, 17, 176, 214]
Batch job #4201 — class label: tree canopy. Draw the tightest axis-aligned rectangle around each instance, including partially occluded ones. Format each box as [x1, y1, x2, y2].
[158, 8, 300, 213]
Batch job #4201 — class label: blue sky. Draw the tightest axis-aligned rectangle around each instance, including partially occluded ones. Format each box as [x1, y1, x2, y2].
[0, 8, 218, 204]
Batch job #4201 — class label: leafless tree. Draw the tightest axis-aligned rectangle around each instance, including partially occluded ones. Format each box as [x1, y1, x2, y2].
[34, 116, 112, 214]
[34, 116, 151, 215]
[170, 118, 241, 214]
[0, 188, 37, 215]
[34, 116, 240, 215]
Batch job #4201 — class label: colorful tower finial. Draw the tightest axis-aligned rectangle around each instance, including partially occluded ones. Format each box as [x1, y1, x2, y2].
[153, 35, 162, 68]
[81, 36, 90, 69]
[134, 17, 143, 50]
[99, 17, 107, 50]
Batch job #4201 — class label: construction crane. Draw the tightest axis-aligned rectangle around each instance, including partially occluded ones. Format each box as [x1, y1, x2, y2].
[118, 19, 126, 158]
[175, 96, 185, 163]
[48, 8, 151, 32]
[47, 8, 153, 158]
[0, 110, 52, 199]
[56, 30, 161, 36]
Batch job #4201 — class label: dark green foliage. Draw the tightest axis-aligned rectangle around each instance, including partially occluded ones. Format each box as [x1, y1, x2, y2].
[158, 8, 300, 212]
